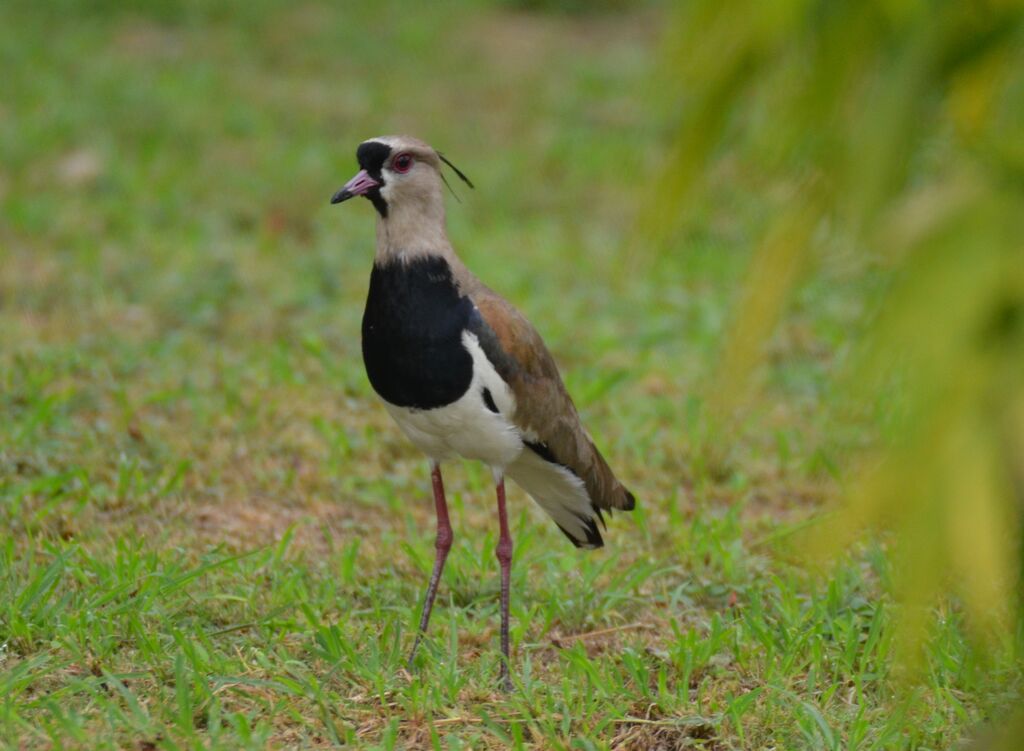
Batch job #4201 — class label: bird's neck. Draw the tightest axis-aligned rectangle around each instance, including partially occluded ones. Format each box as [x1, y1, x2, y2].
[374, 200, 457, 266]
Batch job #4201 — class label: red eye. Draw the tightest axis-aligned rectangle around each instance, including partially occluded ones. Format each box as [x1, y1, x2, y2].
[392, 153, 413, 173]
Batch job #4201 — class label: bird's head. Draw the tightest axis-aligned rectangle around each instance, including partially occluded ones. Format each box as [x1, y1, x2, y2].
[331, 135, 472, 220]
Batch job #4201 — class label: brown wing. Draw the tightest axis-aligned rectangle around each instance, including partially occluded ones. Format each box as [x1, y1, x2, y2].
[467, 288, 635, 513]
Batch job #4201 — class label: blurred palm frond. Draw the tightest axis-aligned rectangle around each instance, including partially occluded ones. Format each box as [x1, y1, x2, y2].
[657, 0, 1024, 662]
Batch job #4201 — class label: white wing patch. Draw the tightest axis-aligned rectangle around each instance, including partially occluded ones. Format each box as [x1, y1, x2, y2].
[461, 331, 516, 417]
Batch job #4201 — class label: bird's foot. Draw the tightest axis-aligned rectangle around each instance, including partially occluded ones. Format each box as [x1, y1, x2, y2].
[497, 666, 513, 693]
[406, 634, 424, 673]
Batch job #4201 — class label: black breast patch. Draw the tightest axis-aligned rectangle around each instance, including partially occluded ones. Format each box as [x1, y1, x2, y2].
[361, 256, 475, 410]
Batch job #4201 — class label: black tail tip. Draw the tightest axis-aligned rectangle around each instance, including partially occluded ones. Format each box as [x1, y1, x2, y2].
[556, 519, 604, 549]
[622, 490, 636, 511]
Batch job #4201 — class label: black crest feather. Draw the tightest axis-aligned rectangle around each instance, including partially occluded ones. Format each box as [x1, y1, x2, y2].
[437, 152, 474, 189]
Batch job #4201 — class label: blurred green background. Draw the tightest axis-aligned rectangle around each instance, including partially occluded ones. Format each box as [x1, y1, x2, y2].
[2, 0, 1022, 748]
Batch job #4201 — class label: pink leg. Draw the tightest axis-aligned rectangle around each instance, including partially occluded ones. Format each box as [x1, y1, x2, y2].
[407, 462, 453, 669]
[494, 474, 514, 691]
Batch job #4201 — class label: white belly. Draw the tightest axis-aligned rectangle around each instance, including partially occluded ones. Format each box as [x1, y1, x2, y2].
[382, 331, 523, 468]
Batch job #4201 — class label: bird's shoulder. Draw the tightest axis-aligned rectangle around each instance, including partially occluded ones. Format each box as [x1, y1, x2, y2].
[459, 277, 584, 453]
[457, 277, 561, 384]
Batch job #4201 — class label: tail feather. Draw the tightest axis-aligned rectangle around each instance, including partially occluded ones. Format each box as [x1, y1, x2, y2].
[506, 446, 634, 549]
[579, 437, 637, 513]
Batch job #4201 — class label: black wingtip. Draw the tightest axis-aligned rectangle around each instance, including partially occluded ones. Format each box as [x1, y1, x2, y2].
[622, 490, 636, 511]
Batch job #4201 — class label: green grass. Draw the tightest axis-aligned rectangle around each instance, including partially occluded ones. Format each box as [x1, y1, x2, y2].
[1, 0, 1021, 748]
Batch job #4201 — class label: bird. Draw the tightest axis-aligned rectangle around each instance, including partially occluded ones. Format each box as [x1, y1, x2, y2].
[331, 135, 636, 690]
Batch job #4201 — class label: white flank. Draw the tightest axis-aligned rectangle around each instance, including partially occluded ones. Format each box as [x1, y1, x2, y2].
[382, 331, 521, 468]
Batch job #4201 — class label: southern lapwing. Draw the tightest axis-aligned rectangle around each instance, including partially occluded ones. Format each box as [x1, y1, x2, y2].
[331, 135, 636, 690]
